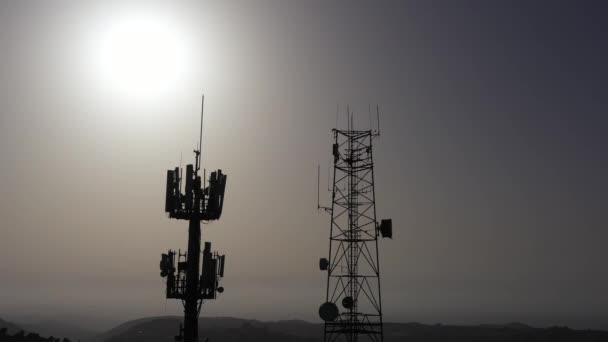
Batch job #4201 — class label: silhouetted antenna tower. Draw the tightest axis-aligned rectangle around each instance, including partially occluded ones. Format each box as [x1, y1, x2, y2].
[318, 106, 392, 342]
[160, 96, 228, 342]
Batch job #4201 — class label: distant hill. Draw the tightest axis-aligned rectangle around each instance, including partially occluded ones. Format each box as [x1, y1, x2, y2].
[21, 320, 97, 342]
[0, 317, 77, 342]
[89, 316, 178, 342]
[0, 318, 21, 335]
[91, 316, 608, 342]
[91, 316, 319, 342]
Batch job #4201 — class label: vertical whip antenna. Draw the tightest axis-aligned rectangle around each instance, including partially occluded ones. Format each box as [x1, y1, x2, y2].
[368, 104, 372, 131]
[335, 104, 340, 130]
[376, 105, 381, 136]
[197, 95, 205, 172]
[346, 105, 350, 131]
[179, 151, 183, 191]
[317, 164, 321, 210]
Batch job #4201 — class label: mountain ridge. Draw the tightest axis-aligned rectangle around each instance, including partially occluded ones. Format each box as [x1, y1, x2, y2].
[89, 316, 608, 342]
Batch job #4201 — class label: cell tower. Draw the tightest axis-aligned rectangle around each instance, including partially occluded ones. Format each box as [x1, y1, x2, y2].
[160, 96, 228, 342]
[318, 107, 392, 342]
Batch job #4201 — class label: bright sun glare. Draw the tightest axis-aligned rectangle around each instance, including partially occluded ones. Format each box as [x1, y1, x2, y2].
[95, 12, 187, 99]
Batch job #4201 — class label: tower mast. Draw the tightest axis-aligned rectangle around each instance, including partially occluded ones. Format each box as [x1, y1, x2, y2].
[160, 97, 228, 342]
[318, 111, 392, 342]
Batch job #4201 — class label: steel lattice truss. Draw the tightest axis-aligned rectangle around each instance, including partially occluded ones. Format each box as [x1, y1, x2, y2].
[324, 129, 383, 342]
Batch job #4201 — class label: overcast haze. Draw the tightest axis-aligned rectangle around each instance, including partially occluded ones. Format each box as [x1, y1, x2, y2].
[1, 0, 607, 331]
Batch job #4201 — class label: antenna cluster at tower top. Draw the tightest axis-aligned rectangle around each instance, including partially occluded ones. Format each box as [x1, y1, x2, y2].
[334, 104, 382, 136]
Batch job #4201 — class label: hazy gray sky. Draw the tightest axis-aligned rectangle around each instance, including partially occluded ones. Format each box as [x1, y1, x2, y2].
[1, 0, 607, 330]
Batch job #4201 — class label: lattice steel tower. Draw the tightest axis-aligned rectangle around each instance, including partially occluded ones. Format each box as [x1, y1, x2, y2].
[159, 96, 228, 342]
[318, 112, 392, 342]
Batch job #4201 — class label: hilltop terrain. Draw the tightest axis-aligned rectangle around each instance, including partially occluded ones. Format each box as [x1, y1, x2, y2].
[91, 316, 608, 342]
[4, 316, 608, 342]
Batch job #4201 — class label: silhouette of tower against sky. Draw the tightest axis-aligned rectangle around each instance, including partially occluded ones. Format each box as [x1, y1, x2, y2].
[160, 96, 228, 342]
[318, 107, 392, 342]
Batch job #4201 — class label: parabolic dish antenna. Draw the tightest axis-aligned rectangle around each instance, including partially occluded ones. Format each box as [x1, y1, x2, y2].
[319, 302, 340, 322]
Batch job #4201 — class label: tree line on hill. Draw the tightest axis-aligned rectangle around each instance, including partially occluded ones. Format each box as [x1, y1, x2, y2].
[0, 328, 73, 342]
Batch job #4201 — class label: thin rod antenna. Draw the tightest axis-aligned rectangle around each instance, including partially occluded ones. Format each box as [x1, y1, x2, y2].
[336, 104, 339, 130]
[317, 164, 321, 210]
[369, 104, 372, 132]
[376, 105, 380, 136]
[197, 95, 205, 171]
[346, 105, 350, 131]
[179, 151, 183, 191]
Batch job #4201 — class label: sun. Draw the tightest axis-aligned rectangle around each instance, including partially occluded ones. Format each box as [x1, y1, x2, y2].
[94, 11, 188, 99]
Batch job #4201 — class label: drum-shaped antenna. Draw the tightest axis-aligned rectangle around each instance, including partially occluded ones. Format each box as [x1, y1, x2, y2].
[319, 302, 339, 322]
[342, 296, 354, 309]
